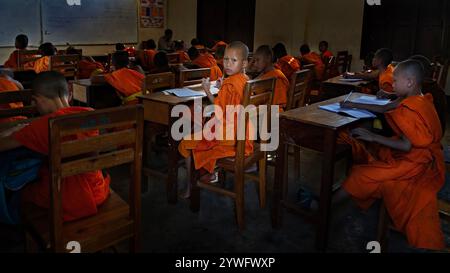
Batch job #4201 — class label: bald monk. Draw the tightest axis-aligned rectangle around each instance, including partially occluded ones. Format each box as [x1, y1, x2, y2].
[148, 52, 172, 74]
[0, 70, 25, 123]
[188, 47, 223, 81]
[191, 38, 206, 51]
[319, 41, 333, 61]
[211, 40, 228, 52]
[92, 51, 144, 105]
[4, 34, 29, 69]
[252, 45, 290, 110]
[345, 48, 394, 95]
[179, 41, 252, 194]
[0, 71, 110, 222]
[299, 44, 325, 80]
[272, 43, 301, 81]
[339, 60, 445, 250]
[24, 42, 57, 74]
[66, 46, 104, 79]
[174, 40, 190, 63]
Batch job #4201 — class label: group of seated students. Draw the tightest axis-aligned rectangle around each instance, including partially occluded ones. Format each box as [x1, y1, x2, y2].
[0, 32, 448, 251]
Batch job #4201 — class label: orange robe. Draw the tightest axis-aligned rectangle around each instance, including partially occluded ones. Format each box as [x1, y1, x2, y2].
[178, 73, 253, 173]
[258, 69, 290, 109]
[104, 68, 144, 105]
[321, 50, 333, 59]
[275, 55, 301, 81]
[177, 50, 191, 63]
[13, 106, 111, 222]
[0, 77, 25, 123]
[144, 49, 157, 69]
[340, 94, 445, 250]
[3, 50, 19, 69]
[302, 52, 325, 80]
[24, 56, 50, 74]
[379, 64, 394, 93]
[193, 53, 222, 81]
[211, 41, 227, 52]
[77, 59, 105, 79]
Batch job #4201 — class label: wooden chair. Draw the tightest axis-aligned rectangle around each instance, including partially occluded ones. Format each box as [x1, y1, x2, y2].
[189, 77, 276, 230]
[49, 54, 81, 80]
[22, 105, 143, 253]
[286, 69, 312, 110]
[17, 50, 41, 70]
[0, 89, 37, 119]
[323, 56, 338, 80]
[432, 62, 449, 89]
[179, 68, 211, 87]
[166, 53, 181, 64]
[143, 72, 176, 95]
[336, 51, 350, 74]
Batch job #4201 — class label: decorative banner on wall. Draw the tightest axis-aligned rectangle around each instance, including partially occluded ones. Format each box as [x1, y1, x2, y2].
[140, 0, 164, 28]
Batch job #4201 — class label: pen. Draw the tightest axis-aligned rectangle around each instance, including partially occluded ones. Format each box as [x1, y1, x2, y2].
[343, 91, 353, 105]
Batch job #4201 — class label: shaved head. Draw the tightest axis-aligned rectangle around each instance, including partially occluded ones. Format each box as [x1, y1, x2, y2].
[374, 48, 393, 67]
[32, 71, 69, 99]
[254, 45, 273, 60]
[226, 41, 249, 60]
[409, 55, 432, 78]
[394, 60, 425, 86]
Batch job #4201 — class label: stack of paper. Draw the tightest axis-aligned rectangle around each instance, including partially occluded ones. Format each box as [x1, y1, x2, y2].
[165, 88, 204, 97]
[350, 95, 390, 105]
[319, 103, 376, 119]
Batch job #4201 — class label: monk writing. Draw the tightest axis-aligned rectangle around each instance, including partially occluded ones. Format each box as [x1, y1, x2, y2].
[299, 44, 325, 80]
[188, 47, 223, 81]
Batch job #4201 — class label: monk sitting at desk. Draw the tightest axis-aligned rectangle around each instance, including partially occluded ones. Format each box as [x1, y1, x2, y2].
[178, 41, 251, 196]
[24, 42, 57, 74]
[3, 34, 29, 69]
[344, 48, 395, 96]
[92, 51, 144, 105]
[298, 44, 325, 81]
[0, 69, 25, 123]
[187, 47, 223, 81]
[338, 60, 445, 250]
[252, 45, 289, 110]
[272, 43, 301, 81]
[66, 46, 104, 79]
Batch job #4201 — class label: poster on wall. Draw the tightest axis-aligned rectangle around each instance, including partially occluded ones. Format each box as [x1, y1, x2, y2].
[140, 0, 164, 28]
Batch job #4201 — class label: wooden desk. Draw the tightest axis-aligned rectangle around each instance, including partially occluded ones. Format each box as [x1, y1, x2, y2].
[138, 84, 209, 203]
[321, 75, 372, 100]
[72, 79, 121, 109]
[271, 94, 367, 252]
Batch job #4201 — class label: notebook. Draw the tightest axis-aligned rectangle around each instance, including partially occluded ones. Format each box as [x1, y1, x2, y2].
[165, 85, 220, 97]
[319, 103, 376, 119]
[350, 95, 390, 106]
[338, 78, 364, 82]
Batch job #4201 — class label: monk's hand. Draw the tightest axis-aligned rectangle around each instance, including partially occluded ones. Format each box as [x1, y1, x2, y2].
[215, 76, 224, 89]
[202, 77, 212, 95]
[351, 128, 375, 142]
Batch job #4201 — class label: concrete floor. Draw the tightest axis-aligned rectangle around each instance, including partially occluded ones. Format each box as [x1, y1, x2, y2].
[1, 115, 450, 253]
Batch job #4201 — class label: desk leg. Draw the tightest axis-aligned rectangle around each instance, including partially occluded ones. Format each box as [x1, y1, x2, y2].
[167, 117, 179, 204]
[272, 123, 288, 228]
[316, 129, 336, 252]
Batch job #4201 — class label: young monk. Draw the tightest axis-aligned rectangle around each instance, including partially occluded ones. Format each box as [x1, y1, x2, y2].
[0, 71, 110, 222]
[252, 45, 290, 110]
[191, 38, 206, 51]
[148, 52, 172, 74]
[66, 46, 104, 79]
[299, 44, 325, 80]
[174, 40, 190, 63]
[187, 47, 223, 81]
[178, 41, 252, 193]
[0, 69, 25, 123]
[4, 34, 29, 69]
[210, 39, 228, 52]
[92, 51, 144, 105]
[339, 60, 445, 250]
[24, 42, 57, 74]
[345, 48, 394, 95]
[272, 43, 301, 81]
[319, 41, 333, 61]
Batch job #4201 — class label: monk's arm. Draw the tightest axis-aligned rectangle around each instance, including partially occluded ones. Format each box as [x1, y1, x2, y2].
[352, 128, 412, 152]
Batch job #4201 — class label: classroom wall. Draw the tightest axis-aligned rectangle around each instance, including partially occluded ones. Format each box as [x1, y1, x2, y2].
[167, 0, 197, 46]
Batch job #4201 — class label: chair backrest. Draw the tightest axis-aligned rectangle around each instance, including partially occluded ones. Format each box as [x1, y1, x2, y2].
[286, 69, 312, 110]
[323, 56, 338, 80]
[0, 89, 37, 119]
[17, 50, 41, 70]
[143, 72, 175, 94]
[235, 78, 276, 161]
[166, 53, 181, 64]
[336, 50, 349, 74]
[49, 54, 81, 80]
[303, 63, 315, 71]
[432, 62, 448, 89]
[179, 68, 211, 87]
[48, 105, 143, 252]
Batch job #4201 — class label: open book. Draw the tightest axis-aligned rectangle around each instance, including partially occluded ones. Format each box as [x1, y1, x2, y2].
[164, 85, 220, 98]
[319, 103, 376, 119]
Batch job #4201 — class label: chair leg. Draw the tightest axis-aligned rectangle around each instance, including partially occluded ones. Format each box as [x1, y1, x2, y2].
[188, 157, 200, 212]
[234, 169, 245, 231]
[377, 201, 390, 253]
[294, 146, 301, 181]
[258, 157, 267, 209]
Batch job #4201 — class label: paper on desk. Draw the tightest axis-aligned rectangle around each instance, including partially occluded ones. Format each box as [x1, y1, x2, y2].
[350, 95, 390, 105]
[319, 103, 376, 119]
[165, 88, 204, 97]
[338, 78, 364, 82]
